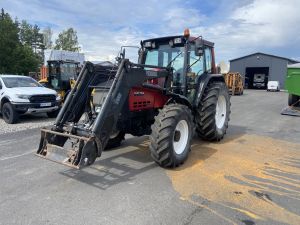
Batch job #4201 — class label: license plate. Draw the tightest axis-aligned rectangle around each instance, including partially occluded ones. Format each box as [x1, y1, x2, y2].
[40, 102, 51, 107]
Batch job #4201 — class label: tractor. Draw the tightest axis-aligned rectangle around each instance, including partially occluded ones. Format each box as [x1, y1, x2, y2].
[39, 60, 80, 101]
[36, 29, 231, 169]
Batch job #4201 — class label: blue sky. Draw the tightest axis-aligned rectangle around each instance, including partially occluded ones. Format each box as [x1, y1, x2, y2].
[1, 0, 300, 64]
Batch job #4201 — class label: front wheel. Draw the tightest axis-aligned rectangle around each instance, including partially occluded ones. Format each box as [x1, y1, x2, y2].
[149, 104, 193, 168]
[47, 109, 60, 118]
[104, 131, 125, 150]
[196, 82, 231, 141]
[2, 102, 19, 124]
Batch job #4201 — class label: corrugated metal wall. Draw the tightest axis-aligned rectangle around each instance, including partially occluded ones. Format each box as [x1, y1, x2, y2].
[230, 53, 290, 89]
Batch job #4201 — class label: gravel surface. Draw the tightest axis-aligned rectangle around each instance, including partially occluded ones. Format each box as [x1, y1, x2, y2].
[0, 113, 55, 134]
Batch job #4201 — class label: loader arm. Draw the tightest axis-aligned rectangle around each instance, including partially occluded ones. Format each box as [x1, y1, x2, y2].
[36, 59, 171, 169]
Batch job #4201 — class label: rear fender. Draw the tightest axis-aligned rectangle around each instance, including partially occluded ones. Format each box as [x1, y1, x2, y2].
[194, 73, 225, 107]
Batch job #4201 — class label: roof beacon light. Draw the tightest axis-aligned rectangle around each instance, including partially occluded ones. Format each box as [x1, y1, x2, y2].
[184, 28, 190, 38]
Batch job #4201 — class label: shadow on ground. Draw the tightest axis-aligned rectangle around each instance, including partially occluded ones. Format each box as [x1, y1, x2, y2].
[59, 125, 244, 190]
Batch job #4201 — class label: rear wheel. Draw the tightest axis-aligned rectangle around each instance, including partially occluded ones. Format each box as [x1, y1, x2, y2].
[196, 82, 230, 141]
[288, 94, 299, 106]
[2, 102, 19, 124]
[149, 104, 193, 168]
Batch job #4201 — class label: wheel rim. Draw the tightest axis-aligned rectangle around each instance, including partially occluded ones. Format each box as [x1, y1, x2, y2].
[173, 120, 189, 155]
[215, 95, 227, 129]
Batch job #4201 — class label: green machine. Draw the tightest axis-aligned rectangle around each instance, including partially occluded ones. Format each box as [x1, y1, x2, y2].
[281, 63, 300, 116]
[286, 63, 300, 106]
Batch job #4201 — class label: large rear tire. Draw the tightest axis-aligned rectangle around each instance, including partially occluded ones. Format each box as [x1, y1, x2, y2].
[149, 104, 193, 168]
[196, 82, 230, 141]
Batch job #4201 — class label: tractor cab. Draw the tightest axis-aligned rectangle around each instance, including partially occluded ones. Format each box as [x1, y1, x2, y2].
[47, 60, 79, 92]
[140, 30, 216, 100]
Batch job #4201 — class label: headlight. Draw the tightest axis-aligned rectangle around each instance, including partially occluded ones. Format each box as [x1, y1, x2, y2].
[16, 94, 31, 99]
[174, 37, 183, 44]
[144, 41, 152, 48]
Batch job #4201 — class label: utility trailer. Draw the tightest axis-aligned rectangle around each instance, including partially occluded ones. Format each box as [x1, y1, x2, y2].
[36, 30, 231, 169]
[281, 63, 300, 116]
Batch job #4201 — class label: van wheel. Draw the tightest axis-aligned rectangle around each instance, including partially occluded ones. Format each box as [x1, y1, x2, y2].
[2, 102, 19, 124]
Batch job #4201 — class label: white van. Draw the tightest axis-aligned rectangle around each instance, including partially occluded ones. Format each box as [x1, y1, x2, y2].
[267, 81, 280, 92]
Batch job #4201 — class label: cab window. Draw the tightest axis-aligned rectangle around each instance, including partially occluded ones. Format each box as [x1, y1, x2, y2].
[205, 47, 212, 73]
[189, 50, 204, 76]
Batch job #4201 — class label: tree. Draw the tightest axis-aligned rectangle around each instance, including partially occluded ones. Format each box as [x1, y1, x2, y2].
[42, 27, 53, 49]
[0, 8, 40, 75]
[54, 28, 80, 51]
[19, 20, 44, 53]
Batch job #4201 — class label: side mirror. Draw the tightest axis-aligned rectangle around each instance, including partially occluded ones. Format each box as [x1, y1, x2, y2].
[194, 39, 204, 56]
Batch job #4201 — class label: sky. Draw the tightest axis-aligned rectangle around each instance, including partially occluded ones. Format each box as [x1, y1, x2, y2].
[1, 0, 300, 64]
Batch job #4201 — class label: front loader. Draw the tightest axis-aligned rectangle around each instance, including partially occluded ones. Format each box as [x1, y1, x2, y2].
[36, 29, 231, 169]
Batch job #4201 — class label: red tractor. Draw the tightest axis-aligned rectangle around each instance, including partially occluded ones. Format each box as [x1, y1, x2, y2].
[37, 30, 230, 169]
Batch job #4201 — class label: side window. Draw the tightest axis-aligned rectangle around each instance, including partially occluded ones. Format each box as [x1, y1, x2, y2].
[0, 80, 2, 89]
[205, 47, 212, 73]
[189, 50, 204, 76]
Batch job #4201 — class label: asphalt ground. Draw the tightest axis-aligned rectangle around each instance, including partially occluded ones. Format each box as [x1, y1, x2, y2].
[0, 89, 299, 225]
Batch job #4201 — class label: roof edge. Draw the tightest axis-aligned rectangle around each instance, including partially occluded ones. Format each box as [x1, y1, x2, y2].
[230, 52, 299, 63]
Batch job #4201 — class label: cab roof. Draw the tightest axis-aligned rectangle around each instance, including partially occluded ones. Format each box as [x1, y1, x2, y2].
[142, 35, 214, 47]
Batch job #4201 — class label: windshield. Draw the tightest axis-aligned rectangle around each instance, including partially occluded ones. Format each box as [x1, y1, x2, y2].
[2, 77, 41, 88]
[145, 45, 185, 86]
[145, 45, 184, 69]
[61, 63, 77, 80]
[49, 62, 78, 81]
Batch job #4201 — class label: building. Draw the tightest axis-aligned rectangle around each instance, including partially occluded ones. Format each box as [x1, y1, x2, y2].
[230, 52, 298, 89]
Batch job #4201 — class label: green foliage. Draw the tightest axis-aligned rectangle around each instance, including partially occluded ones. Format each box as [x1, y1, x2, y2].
[0, 8, 41, 75]
[54, 28, 80, 51]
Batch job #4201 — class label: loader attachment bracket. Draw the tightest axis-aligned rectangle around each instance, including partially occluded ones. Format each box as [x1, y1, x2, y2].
[36, 128, 100, 169]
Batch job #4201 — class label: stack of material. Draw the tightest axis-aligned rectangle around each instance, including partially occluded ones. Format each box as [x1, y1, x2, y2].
[224, 72, 244, 95]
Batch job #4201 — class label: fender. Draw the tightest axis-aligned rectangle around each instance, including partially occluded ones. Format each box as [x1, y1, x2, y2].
[0, 96, 11, 111]
[194, 73, 225, 107]
[166, 93, 193, 109]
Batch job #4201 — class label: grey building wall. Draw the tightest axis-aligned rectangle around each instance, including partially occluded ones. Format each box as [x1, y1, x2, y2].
[230, 53, 291, 88]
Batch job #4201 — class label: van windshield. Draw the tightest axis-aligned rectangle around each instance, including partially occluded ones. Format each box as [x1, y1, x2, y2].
[2, 77, 42, 88]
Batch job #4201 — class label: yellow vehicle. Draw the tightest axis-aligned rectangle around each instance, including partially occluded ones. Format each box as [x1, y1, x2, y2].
[39, 60, 80, 100]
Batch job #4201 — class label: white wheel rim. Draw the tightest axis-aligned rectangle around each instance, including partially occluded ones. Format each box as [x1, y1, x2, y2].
[173, 120, 189, 155]
[215, 95, 227, 129]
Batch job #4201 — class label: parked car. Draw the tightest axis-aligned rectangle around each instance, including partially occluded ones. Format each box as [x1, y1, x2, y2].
[267, 81, 280, 91]
[0, 75, 61, 124]
[253, 73, 266, 89]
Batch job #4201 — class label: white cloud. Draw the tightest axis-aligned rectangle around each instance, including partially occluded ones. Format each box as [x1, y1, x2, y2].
[2, 0, 300, 63]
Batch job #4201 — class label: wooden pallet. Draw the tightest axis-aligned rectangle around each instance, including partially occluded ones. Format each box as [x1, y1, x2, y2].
[224, 72, 244, 96]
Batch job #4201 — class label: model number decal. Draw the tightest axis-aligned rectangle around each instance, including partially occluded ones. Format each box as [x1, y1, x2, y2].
[146, 70, 158, 77]
[134, 91, 144, 96]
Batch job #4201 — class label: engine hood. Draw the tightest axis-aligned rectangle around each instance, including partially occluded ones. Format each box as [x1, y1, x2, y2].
[9, 87, 57, 96]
